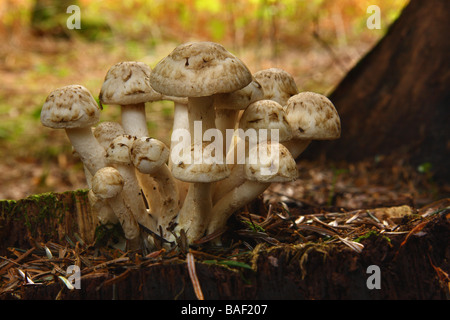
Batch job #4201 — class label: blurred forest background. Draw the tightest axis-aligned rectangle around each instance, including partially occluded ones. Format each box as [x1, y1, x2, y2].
[0, 0, 422, 202]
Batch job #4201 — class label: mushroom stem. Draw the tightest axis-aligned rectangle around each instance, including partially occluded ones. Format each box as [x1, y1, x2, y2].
[151, 164, 180, 229]
[177, 182, 212, 243]
[208, 180, 270, 235]
[188, 96, 216, 136]
[65, 127, 107, 175]
[120, 103, 148, 138]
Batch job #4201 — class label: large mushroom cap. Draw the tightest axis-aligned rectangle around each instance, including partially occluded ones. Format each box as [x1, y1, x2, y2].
[41, 85, 100, 129]
[253, 68, 298, 106]
[150, 41, 252, 97]
[99, 61, 162, 106]
[239, 99, 293, 142]
[92, 167, 124, 199]
[245, 141, 298, 183]
[285, 92, 341, 140]
[130, 137, 170, 174]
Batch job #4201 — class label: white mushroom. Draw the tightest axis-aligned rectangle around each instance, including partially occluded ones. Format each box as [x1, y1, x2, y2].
[41, 85, 106, 175]
[283, 92, 341, 159]
[106, 134, 156, 232]
[99, 61, 162, 137]
[91, 167, 140, 248]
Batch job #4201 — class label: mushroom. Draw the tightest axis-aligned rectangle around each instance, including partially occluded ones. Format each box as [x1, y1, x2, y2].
[40, 85, 106, 175]
[213, 100, 292, 204]
[130, 136, 180, 238]
[91, 167, 141, 249]
[150, 41, 253, 243]
[99, 61, 162, 137]
[283, 92, 341, 159]
[106, 134, 156, 232]
[207, 141, 298, 237]
[253, 68, 299, 106]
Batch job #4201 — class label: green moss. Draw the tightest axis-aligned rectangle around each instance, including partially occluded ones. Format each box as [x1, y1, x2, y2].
[354, 230, 391, 244]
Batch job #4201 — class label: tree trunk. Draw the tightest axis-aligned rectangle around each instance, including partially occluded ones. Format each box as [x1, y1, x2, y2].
[303, 0, 450, 184]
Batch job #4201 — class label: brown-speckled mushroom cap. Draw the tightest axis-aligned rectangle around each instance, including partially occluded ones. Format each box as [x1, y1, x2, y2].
[99, 61, 162, 106]
[150, 42, 252, 97]
[253, 68, 298, 106]
[41, 85, 100, 129]
[285, 92, 341, 140]
[130, 137, 170, 175]
[171, 141, 230, 183]
[239, 99, 293, 142]
[244, 141, 298, 183]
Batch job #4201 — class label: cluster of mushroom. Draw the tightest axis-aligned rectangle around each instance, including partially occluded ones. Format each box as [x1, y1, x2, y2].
[40, 41, 341, 250]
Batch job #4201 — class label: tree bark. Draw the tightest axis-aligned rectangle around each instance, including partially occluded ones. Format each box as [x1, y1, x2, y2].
[303, 0, 450, 184]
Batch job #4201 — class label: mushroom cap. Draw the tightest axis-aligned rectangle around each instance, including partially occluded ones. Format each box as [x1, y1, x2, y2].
[214, 78, 264, 110]
[285, 92, 341, 140]
[130, 137, 170, 174]
[99, 61, 162, 106]
[94, 121, 126, 149]
[106, 134, 136, 165]
[41, 85, 100, 129]
[253, 68, 299, 106]
[171, 141, 230, 183]
[239, 100, 293, 142]
[244, 141, 298, 183]
[92, 167, 124, 199]
[150, 41, 252, 97]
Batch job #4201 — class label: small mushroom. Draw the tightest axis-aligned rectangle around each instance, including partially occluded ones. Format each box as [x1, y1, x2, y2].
[283, 92, 341, 158]
[106, 134, 156, 232]
[130, 136, 180, 238]
[41, 85, 106, 175]
[91, 167, 140, 248]
[253, 68, 299, 106]
[207, 141, 298, 237]
[99, 61, 162, 137]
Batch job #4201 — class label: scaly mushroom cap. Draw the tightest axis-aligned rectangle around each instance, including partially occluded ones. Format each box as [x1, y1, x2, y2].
[245, 141, 298, 183]
[150, 41, 252, 97]
[92, 167, 124, 199]
[214, 78, 264, 110]
[239, 100, 293, 142]
[99, 61, 162, 106]
[253, 68, 299, 106]
[172, 141, 230, 183]
[106, 134, 136, 165]
[41, 85, 100, 129]
[130, 137, 170, 174]
[285, 92, 341, 140]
